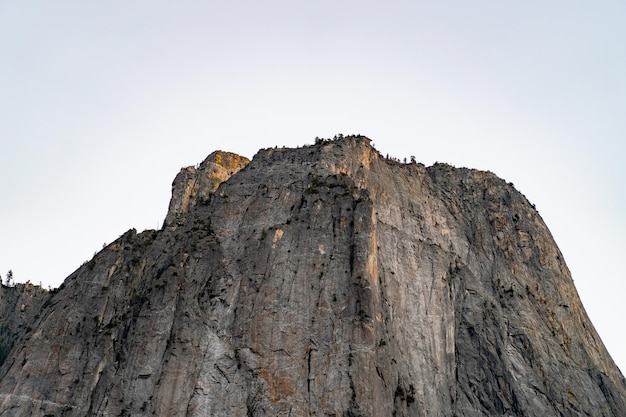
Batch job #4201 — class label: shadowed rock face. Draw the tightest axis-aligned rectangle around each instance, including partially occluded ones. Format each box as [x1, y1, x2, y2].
[0, 137, 624, 416]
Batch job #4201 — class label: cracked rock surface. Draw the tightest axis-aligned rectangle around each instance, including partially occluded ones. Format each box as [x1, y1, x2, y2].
[0, 137, 624, 416]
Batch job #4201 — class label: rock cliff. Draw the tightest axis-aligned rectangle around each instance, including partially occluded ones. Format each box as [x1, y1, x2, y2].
[0, 283, 48, 369]
[0, 136, 624, 416]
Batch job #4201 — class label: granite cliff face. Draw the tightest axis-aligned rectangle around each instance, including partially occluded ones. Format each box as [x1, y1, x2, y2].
[0, 136, 624, 416]
[0, 283, 48, 369]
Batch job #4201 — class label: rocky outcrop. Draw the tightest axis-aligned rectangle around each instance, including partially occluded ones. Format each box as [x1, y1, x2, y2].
[0, 136, 624, 416]
[164, 150, 249, 226]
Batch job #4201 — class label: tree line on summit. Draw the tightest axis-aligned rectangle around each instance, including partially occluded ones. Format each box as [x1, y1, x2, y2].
[314, 133, 417, 164]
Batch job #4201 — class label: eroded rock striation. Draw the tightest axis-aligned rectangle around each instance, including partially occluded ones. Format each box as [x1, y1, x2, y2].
[0, 136, 624, 416]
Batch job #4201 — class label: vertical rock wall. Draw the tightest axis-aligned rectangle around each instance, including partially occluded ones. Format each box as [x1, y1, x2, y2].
[0, 137, 624, 416]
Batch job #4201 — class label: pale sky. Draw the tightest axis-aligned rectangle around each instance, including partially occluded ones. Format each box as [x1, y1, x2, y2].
[1, 1, 625, 373]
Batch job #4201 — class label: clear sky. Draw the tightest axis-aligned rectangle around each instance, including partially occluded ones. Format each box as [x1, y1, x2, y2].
[1, 1, 625, 372]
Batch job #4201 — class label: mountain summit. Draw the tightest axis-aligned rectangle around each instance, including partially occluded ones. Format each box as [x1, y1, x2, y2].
[1, 136, 624, 416]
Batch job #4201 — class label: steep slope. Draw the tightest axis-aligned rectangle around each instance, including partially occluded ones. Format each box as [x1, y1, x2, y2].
[0, 137, 624, 416]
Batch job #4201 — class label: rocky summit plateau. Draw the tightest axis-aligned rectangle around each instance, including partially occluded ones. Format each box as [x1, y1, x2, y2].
[0, 136, 625, 416]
